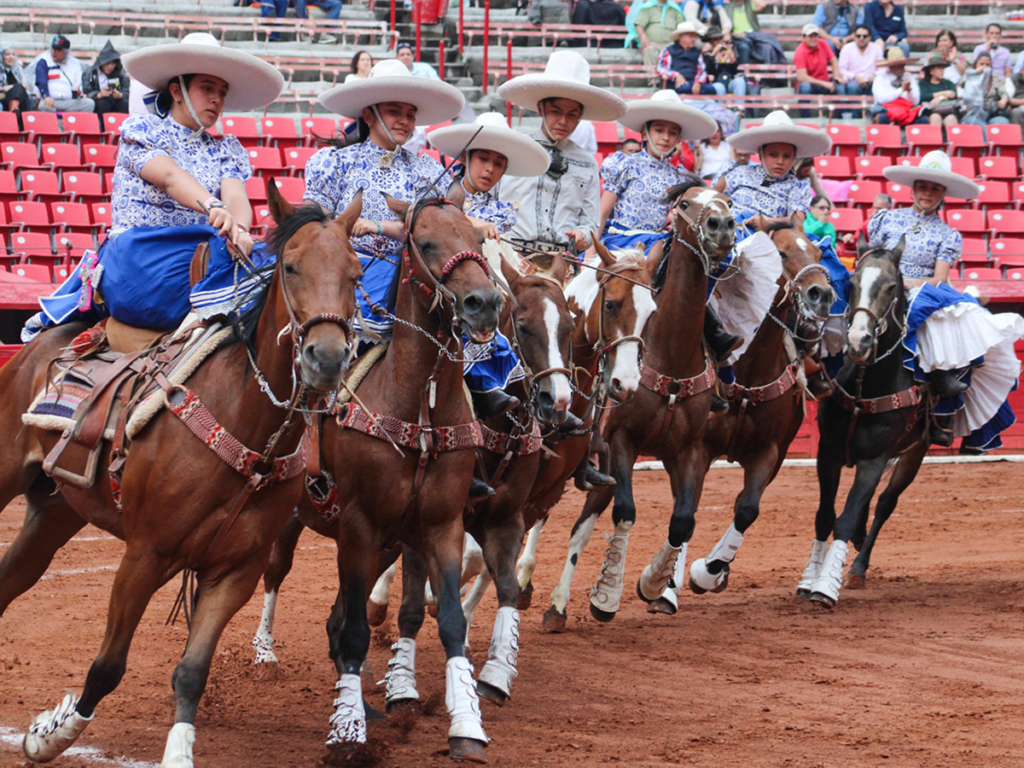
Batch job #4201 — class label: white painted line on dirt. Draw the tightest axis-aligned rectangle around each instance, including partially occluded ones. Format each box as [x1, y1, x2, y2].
[0, 726, 159, 768]
[40, 565, 118, 580]
[634, 454, 1024, 471]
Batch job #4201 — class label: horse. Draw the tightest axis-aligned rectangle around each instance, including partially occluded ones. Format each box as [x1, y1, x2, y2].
[541, 180, 737, 629]
[258, 184, 501, 763]
[797, 234, 933, 609]
[682, 223, 835, 604]
[0, 180, 362, 767]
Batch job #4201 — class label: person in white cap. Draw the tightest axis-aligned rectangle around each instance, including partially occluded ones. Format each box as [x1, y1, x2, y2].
[869, 150, 1024, 450]
[495, 51, 626, 257]
[23, 33, 284, 340]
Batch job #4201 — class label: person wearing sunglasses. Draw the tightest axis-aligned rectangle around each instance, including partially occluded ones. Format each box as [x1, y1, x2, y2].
[837, 25, 882, 117]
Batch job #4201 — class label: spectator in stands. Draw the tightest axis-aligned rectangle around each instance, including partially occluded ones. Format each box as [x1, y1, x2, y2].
[794, 24, 846, 117]
[1014, 50, 1024, 76]
[1005, 72, 1024, 127]
[726, 0, 765, 65]
[346, 51, 374, 83]
[793, 157, 827, 199]
[35, 36, 94, 114]
[396, 44, 440, 80]
[703, 27, 747, 106]
[527, 0, 571, 25]
[933, 30, 967, 86]
[842, 192, 890, 250]
[658, 22, 717, 94]
[804, 194, 837, 242]
[633, 0, 686, 68]
[696, 121, 729, 179]
[919, 55, 959, 127]
[959, 52, 1009, 127]
[838, 24, 881, 117]
[863, 0, 909, 59]
[872, 48, 924, 124]
[0, 46, 34, 128]
[82, 41, 130, 121]
[973, 23, 1012, 79]
[623, 137, 641, 153]
[261, 0, 290, 42]
[709, 144, 749, 183]
[572, 0, 627, 29]
[295, 0, 343, 45]
[812, 0, 863, 54]
[681, 0, 731, 35]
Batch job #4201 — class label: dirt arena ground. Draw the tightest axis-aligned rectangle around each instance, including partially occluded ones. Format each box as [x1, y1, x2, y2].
[1, 462, 1024, 768]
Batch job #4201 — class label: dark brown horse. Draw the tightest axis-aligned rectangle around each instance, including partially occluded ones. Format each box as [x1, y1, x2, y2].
[541, 181, 736, 628]
[0, 181, 362, 767]
[259, 185, 500, 762]
[682, 224, 834, 605]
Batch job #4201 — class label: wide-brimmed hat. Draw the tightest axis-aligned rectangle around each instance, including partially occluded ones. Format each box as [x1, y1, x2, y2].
[726, 110, 832, 157]
[497, 51, 626, 122]
[702, 25, 725, 42]
[318, 59, 465, 125]
[876, 47, 918, 67]
[923, 54, 947, 71]
[883, 150, 980, 200]
[122, 33, 284, 111]
[429, 112, 550, 177]
[669, 21, 703, 40]
[619, 90, 718, 142]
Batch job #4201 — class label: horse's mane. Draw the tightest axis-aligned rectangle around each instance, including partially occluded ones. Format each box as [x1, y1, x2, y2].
[762, 219, 794, 234]
[265, 203, 332, 256]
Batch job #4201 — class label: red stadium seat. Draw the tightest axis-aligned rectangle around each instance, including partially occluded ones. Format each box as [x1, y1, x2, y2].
[300, 116, 338, 146]
[946, 124, 986, 159]
[62, 113, 102, 146]
[267, 176, 304, 204]
[990, 238, 1024, 265]
[52, 262, 74, 282]
[989, 209, 1024, 236]
[62, 171, 105, 206]
[245, 176, 267, 203]
[0, 112, 25, 143]
[823, 124, 862, 159]
[593, 121, 620, 156]
[9, 263, 53, 282]
[220, 116, 260, 148]
[846, 180, 883, 209]
[905, 124, 944, 156]
[90, 202, 112, 231]
[827, 207, 863, 233]
[0, 170, 21, 206]
[51, 202, 98, 237]
[865, 124, 905, 159]
[9, 232, 55, 262]
[0, 143, 51, 174]
[7, 201, 53, 233]
[55, 232, 96, 257]
[853, 155, 890, 180]
[987, 124, 1024, 159]
[282, 146, 317, 176]
[20, 112, 63, 146]
[246, 147, 284, 177]
[814, 156, 851, 178]
[885, 181, 913, 205]
[971, 181, 1011, 211]
[950, 156, 977, 179]
[960, 255, 994, 269]
[1006, 267, 1024, 281]
[961, 237, 988, 256]
[103, 174, 113, 195]
[82, 143, 118, 178]
[260, 116, 300, 148]
[21, 171, 65, 205]
[102, 112, 130, 141]
[944, 209, 987, 238]
[977, 155, 1018, 180]
[960, 266, 1003, 280]
[40, 143, 86, 181]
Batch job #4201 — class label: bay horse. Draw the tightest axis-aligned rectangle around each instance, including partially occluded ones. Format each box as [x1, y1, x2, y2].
[0, 180, 362, 767]
[260, 185, 500, 762]
[797, 234, 932, 609]
[542, 180, 737, 630]
[680, 223, 834, 605]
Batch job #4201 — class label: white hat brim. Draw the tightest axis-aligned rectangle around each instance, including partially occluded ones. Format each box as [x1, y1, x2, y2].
[122, 44, 284, 111]
[428, 124, 550, 177]
[497, 76, 626, 122]
[619, 102, 718, 141]
[726, 123, 832, 157]
[318, 76, 465, 126]
[883, 165, 981, 200]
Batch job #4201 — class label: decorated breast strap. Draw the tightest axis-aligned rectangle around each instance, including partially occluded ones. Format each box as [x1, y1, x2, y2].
[725, 362, 801, 405]
[335, 402, 484, 455]
[479, 421, 544, 457]
[832, 381, 924, 415]
[639, 357, 717, 401]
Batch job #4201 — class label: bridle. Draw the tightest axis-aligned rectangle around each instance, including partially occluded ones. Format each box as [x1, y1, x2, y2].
[670, 191, 736, 277]
[844, 251, 905, 364]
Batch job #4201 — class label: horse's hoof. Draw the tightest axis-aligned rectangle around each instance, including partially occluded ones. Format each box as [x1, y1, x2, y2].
[384, 698, 419, 715]
[517, 581, 533, 611]
[428, 603, 439, 619]
[711, 572, 729, 593]
[450, 737, 488, 763]
[688, 577, 707, 595]
[476, 680, 508, 707]
[844, 572, 866, 590]
[541, 606, 567, 633]
[589, 601, 616, 622]
[796, 588, 811, 600]
[646, 597, 677, 615]
[366, 599, 389, 628]
[809, 591, 836, 609]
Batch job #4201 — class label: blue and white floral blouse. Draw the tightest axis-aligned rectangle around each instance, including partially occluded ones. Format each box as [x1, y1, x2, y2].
[304, 141, 448, 260]
[603, 150, 689, 233]
[464, 179, 517, 234]
[600, 151, 628, 181]
[867, 206, 961, 279]
[719, 163, 812, 220]
[112, 114, 251, 232]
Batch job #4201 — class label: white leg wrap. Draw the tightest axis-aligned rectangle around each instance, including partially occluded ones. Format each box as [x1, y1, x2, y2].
[327, 674, 366, 746]
[796, 539, 830, 595]
[809, 540, 849, 604]
[252, 590, 279, 664]
[706, 524, 745, 564]
[477, 607, 520, 697]
[589, 524, 631, 614]
[159, 723, 196, 768]
[23, 692, 92, 763]
[380, 638, 419, 706]
[550, 513, 598, 613]
[638, 539, 683, 602]
[446, 657, 488, 743]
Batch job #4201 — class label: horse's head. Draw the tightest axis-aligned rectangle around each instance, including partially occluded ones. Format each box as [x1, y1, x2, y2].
[567, 240, 656, 403]
[501, 253, 575, 425]
[770, 221, 835, 322]
[846, 234, 905, 364]
[668, 180, 736, 273]
[265, 179, 363, 392]
[386, 182, 502, 342]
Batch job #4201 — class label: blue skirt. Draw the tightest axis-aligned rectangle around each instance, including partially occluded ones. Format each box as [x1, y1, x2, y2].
[600, 229, 671, 256]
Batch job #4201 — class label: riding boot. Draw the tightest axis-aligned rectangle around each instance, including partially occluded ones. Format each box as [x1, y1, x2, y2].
[929, 368, 968, 398]
[710, 394, 730, 415]
[802, 352, 833, 400]
[472, 388, 521, 419]
[703, 304, 742, 363]
[573, 455, 616, 491]
[930, 414, 955, 448]
[469, 476, 495, 499]
[553, 411, 585, 434]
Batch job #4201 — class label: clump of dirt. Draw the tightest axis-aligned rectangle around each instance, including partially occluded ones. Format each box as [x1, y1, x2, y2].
[321, 738, 391, 768]
[419, 691, 444, 717]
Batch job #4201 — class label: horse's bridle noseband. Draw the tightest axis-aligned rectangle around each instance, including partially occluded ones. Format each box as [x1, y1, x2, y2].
[672, 193, 735, 276]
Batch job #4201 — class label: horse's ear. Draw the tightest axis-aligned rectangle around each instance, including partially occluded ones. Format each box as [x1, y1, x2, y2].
[856, 231, 871, 259]
[549, 250, 570, 286]
[336, 190, 363, 232]
[499, 255, 521, 292]
[593, 235, 616, 268]
[384, 192, 410, 221]
[267, 177, 293, 223]
[446, 179, 466, 211]
[889, 234, 906, 264]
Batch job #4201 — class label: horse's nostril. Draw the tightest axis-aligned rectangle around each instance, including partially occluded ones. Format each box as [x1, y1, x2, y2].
[537, 390, 554, 412]
[463, 294, 483, 313]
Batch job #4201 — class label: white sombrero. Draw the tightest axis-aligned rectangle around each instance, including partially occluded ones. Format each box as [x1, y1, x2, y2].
[318, 59, 465, 126]
[497, 51, 626, 122]
[619, 90, 718, 142]
[883, 150, 981, 200]
[726, 110, 832, 157]
[122, 33, 283, 111]
[669, 21, 705, 40]
[429, 113, 550, 177]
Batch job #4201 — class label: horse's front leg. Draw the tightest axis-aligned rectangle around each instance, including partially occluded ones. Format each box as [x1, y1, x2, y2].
[382, 545, 428, 711]
[252, 509, 305, 664]
[516, 515, 547, 610]
[797, 432, 844, 599]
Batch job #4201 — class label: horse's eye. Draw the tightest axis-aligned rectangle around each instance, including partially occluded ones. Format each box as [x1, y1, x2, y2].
[284, 263, 297, 276]
[517, 322, 530, 336]
[604, 300, 617, 314]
